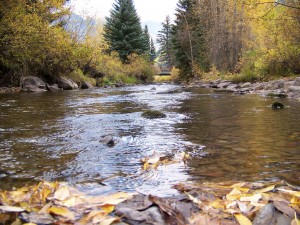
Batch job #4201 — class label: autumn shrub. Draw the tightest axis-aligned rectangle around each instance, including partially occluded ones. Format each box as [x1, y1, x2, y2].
[67, 69, 96, 86]
[126, 54, 155, 83]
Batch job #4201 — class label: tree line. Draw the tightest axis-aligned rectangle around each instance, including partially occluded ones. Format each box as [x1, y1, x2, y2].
[157, 0, 300, 81]
[0, 0, 156, 87]
[1, 0, 299, 87]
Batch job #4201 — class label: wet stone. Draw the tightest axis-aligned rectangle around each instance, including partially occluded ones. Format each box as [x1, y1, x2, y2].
[253, 203, 276, 225]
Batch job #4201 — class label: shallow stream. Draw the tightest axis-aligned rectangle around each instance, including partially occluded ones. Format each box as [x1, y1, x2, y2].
[0, 84, 299, 196]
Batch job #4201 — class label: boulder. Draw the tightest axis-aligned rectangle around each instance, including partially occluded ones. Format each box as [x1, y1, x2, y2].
[22, 85, 47, 93]
[142, 110, 166, 119]
[288, 86, 300, 93]
[226, 84, 239, 91]
[241, 82, 252, 88]
[99, 135, 115, 147]
[217, 82, 232, 89]
[294, 77, 300, 86]
[253, 203, 276, 225]
[46, 84, 60, 91]
[272, 102, 284, 110]
[56, 77, 78, 90]
[21, 76, 47, 92]
[81, 81, 94, 89]
[284, 81, 294, 91]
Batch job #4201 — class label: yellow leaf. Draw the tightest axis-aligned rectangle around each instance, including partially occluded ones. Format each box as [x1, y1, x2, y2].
[48, 206, 75, 221]
[240, 194, 262, 203]
[278, 189, 300, 197]
[226, 188, 242, 201]
[291, 196, 300, 204]
[101, 205, 115, 213]
[60, 196, 86, 207]
[23, 224, 37, 225]
[143, 161, 150, 170]
[234, 213, 252, 225]
[253, 185, 275, 194]
[83, 210, 107, 223]
[209, 200, 225, 209]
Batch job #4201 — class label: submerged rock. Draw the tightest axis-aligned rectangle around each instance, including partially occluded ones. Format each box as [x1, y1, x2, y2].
[142, 110, 166, 119]
[267, 92, 287, 98]
[272, 102, 285, 110]
[99, 135, 115, 147]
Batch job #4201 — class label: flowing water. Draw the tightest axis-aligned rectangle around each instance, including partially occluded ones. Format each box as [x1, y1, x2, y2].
[0, 84, 299, 196]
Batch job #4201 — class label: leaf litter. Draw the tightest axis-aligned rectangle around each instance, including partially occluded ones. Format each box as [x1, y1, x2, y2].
[0, 177, 300, 224]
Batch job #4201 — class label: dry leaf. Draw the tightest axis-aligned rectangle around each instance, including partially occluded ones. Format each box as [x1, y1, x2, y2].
[240, 194, 262, 203]
[90, 192, 132, 205]
[295, 212, 300, 225]
[101, 205, 115, 213]
[234, 213, 252, 225]
[53, 186, 71, 201]
[0, 205, 25, 212]
[48, 206, 75, 221]
[100, 217, 120, 225]
[253, 185, 275, 194]
[273, 201, 295, 217]
[226, 189, 242, 201]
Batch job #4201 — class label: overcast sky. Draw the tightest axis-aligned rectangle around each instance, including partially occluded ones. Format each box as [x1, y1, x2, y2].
[70, 0, 178, 22]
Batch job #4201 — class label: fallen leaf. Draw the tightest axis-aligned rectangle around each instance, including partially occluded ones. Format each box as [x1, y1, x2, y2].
[0, 205, 25, 212]
[234, 213, 252, 225]
[53, 186, 71, 201]
[60, 196, 87, 207]
[273, 201, 295, 217]
[90, 192, 132, 205]
[253, 185, 275, 194]
[48, 206, 75, 221]
[100, 217, 120, 225]
[226, 189, 242, 201]
[101, 205, 115, 213]
[291, 196, 300, 204]
[143, 161, 150, 170]
[240, 194, 262, 203]
[23, 223, 37, 225]
[186, 192, 201, 204]
[278, 189, 300, 198]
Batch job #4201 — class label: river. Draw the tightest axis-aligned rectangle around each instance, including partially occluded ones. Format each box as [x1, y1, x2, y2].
[0, 84, 299, 196]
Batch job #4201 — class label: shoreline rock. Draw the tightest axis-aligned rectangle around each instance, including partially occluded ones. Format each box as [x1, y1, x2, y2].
[191, 77, 300, 99]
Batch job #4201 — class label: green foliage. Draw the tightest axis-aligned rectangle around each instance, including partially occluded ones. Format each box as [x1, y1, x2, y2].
[157, 15, 174, 67]
[171, 0, 208, 81]
[103, 0, 148, 62]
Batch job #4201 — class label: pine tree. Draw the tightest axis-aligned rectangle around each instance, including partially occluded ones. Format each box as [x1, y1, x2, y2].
[157, 15, 174, 67]
[143, 25, 151, 53]
[150, 38, 156, 61]
[104, 0, 147, 62]
[172, 0, 208, 80]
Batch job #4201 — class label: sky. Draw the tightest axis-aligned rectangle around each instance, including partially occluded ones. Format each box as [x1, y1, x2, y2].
[70, 0, 178, 22]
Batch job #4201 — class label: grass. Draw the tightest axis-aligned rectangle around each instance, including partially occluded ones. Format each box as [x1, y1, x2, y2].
[154, 75, 173, 83]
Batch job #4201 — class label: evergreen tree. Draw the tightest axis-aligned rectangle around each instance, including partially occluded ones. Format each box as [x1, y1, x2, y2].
[150, 38, 156, 61]
[104, 0, 147, 62]
[143, 25, 151, 53]
[172, 0, 208, 80]
[157, 15, 174, 67]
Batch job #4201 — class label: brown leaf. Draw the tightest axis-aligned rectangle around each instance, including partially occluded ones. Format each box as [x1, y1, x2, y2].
[273, 201, 296, 217]
[53, 186, 71, 201]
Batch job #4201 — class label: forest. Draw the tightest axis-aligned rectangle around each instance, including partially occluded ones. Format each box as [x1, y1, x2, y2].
[0, 0, 299, 86]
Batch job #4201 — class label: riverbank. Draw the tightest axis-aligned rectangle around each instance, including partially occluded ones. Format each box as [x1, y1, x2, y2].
[0, 180, 299, 225]
[189, 77, 300, 100]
